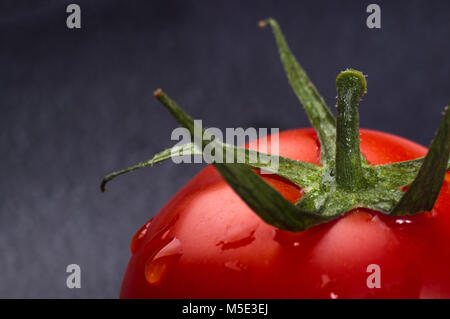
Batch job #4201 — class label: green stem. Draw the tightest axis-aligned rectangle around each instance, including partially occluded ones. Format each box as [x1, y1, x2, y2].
[391, 105, 450, 216]
[259, 18, 337, 165]
[335, 70, 367, 191]
[100, 141, 322, 192]
[100, 143, 201, 192]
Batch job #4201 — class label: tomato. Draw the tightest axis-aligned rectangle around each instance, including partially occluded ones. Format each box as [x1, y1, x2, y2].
[102, 18, 450, 300]
[119, 128, 450, 298]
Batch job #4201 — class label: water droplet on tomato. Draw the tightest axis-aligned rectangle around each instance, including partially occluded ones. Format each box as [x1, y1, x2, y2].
[216, 223, 258, 250]
[320, 274, 332, 288]
[273, 229, 304, 248]
[144, 257, 169, 285]
[130, 218, 153, 254]
[224, 260, 247, 272]
[320, 274, 340, 298]
[131, 214, 179, 255]
[144, 237, 182, 285]
[160, 229, 170, 241]
[394, 218, 412, 225]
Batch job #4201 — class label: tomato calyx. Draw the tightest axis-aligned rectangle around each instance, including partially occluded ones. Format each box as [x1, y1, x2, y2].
[101, 18, 450, 232]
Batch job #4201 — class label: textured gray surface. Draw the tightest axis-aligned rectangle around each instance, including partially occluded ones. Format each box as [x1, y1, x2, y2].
[0, 0, 449, 298]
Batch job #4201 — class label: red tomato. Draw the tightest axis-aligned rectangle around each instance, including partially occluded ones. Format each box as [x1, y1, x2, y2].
[120, 128, 450, 298]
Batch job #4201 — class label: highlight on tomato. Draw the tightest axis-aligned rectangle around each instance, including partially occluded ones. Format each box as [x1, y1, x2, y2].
[101, 18, 450, 299]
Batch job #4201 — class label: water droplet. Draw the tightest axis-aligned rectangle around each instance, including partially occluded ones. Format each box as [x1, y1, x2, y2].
[144, 257, 169, 285]
[224, 260, 247, 272]
[144, 237, 182, 285]
[320, 274, 331, 288]
[160, 229, 170, 241]
[131, 214, 179, 254]
[395, 218, 412, 225]
[216, 223, 258, 250]
[273, 229, 304, 248]
[130, 219, 153, 254]
[320, 274, 340, 298]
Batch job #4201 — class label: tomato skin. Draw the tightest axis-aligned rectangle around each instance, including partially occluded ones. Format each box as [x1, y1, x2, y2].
[119, 128, 450, 299]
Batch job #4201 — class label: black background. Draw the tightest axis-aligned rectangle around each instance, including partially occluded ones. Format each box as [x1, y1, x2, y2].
[0, 0, 449, 298]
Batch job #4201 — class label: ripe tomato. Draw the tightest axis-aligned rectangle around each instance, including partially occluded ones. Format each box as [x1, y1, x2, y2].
[119, 128, 450, 298]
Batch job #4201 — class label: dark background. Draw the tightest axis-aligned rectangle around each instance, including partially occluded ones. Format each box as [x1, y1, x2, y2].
[0, 0, 449, 298]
